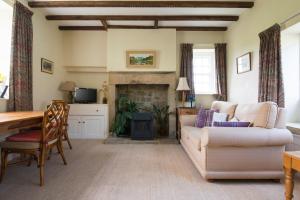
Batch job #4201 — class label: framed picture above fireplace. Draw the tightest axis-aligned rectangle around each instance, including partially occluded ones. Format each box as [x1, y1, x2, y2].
[126, 50, 156, 68]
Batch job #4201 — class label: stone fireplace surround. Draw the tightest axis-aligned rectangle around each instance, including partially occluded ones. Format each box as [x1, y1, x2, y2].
[108, 72, 176, 137]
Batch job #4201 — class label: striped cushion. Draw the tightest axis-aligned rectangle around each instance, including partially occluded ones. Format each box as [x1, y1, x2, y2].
[213, 121, 251, 127]
[195, 108, 217, 128]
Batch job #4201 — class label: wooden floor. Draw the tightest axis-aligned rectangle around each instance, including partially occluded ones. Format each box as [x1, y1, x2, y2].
[0, 140, 299, 200]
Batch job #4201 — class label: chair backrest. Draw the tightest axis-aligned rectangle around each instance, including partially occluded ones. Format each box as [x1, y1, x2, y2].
[41, 103, 64, 143]
[51, 100, 70, 126]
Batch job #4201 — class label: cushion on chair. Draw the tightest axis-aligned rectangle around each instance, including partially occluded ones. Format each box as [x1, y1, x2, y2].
[6, 130, 42, 142]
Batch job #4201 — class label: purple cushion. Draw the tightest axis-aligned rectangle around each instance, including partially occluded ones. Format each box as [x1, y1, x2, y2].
[195, 108, 217, 128]
[213, 121, 251, 127]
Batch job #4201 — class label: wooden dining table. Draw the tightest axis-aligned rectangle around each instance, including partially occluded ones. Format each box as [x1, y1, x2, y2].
[0, 111, 44, 134]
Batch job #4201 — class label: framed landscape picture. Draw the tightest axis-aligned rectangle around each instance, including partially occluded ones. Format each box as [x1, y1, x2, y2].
[126, 51, 156, 68]
[236, 52, 251, 74]
[41, 58, 54, 74]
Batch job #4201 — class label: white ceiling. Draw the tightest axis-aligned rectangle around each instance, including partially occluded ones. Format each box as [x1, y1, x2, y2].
[159, 21, 232, 27]
[108, 20, 155, 26]
[32, 1, 254, 29]
[42, 7, 247, 16]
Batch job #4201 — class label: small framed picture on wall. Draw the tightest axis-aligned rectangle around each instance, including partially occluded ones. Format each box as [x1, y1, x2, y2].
[236, 52, 251, 74]
[126, 50, 156, 68]
[41, 58, 54, 74]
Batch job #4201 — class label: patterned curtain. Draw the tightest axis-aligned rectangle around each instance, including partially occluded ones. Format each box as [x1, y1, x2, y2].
[215, 43, 227, 101]
[258, 24, 285, 107]
[7, 1, 33, 111]
[180, 43, 194, 98]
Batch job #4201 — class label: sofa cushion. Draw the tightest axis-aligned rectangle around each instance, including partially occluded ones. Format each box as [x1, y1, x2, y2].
[211, 101, 237, 120]
[195, 108, 216, 128]
[181, 126, 202, 150]
[213, 121, 251, 127]
[212, 112, 228, 123]
[234, 102, 278, 129]
[275, 108, 286, 129]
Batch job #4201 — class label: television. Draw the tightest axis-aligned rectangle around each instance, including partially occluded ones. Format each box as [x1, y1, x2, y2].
[74, 88, 97, 103]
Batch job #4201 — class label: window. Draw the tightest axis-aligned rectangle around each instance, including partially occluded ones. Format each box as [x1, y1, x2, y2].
[193, 48, 216, 94]
[0, 1, 13, 99]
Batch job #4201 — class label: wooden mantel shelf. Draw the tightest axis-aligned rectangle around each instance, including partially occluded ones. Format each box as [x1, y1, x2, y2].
[65, 66, 107, 73]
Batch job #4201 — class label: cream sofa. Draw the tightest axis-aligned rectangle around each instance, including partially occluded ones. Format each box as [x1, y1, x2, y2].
[180, 101, 293, 180]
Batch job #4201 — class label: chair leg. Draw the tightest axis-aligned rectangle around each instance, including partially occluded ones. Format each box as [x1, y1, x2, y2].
[47, 148, 52, 160]
[64, 132, 72, 150]
[27, 155, 32, 167]
[57, 140, 67, 165]
[0, 149, 8, 183]
[39, 146, 46, 186]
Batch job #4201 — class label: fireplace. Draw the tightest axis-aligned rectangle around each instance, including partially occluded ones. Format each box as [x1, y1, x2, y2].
[108, 72, 176, 137]
[116, 84, 168, 111]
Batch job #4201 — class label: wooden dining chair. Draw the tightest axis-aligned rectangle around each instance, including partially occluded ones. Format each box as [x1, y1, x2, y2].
[0, 103, 67, 186]
[51, 100, 72, 149]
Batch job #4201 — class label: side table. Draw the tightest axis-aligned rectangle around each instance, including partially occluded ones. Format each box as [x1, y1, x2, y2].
[176, 107, 197, 142]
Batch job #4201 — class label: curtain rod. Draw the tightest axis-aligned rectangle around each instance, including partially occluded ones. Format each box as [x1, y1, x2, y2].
[280, 12, 300, 27]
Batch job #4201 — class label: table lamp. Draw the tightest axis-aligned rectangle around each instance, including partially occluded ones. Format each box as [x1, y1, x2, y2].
[176, 77, 190, 107]
[60, 81, 76, 104]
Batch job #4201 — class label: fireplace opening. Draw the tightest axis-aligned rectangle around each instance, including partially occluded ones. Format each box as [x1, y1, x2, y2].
[116, 84, 169, 139]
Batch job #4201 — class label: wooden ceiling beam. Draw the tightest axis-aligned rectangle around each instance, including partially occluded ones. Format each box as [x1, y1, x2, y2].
[58, 25, 227, 31]
[164, 26, 227, 31]
[154, 20, 158, 29]
[101, 20, 108, 30]
[46, 15, 239, 21]
[108, 25, 155, 29]
[58, 26, 106, 30]
[29, 1, 254, 8]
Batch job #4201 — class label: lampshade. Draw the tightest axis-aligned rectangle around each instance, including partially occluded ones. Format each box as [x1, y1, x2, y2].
[60, 81, 76, 92]
[176, 77, 190, 91]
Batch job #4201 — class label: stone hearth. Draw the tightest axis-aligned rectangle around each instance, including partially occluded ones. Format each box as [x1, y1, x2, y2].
[108, 72, 176, 137]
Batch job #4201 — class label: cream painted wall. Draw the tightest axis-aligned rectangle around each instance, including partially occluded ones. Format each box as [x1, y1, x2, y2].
[0, 0, 65, 112]
[107, 29, 176, 72]
[225, 0, 300, 104]
[281, 30, 300, 122]
[176, 31, 224, 108]
[63, 31, 107, 67]
[32, 10, 65, 110]
[62, 31, 108, 103]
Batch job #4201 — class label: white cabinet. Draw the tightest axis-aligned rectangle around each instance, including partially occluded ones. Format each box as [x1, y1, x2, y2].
[68, 104, 108, 139]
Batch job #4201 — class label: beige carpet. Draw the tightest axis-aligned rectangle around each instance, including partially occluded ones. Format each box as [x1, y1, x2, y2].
[0, 140, 299, 200]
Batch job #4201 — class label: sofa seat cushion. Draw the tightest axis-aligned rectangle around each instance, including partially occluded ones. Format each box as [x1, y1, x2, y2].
[234, 102, 278, 129]
[181, 126, 203, 150]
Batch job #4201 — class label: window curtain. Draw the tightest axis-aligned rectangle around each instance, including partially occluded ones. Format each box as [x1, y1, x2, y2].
[258, 24, 285, 107]
[7, 1, 33, 111]
[215, 43, 227, 101]
[179, 43, 194, 99]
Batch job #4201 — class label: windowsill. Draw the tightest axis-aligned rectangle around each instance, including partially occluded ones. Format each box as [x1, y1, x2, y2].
[195, 93, 217, 95]
[287, 122, 300, 135]
[0, 98, 8, 101]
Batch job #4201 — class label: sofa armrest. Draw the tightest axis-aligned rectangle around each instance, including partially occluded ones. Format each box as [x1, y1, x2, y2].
[201, 127, 293, 147]
[180, 115, 197, 127]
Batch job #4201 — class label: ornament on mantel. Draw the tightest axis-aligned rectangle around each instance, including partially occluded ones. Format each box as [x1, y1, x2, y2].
[100, 81, 108, 104]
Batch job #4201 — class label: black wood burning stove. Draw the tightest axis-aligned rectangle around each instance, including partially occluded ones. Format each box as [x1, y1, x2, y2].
[131, 112, 154, 140]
